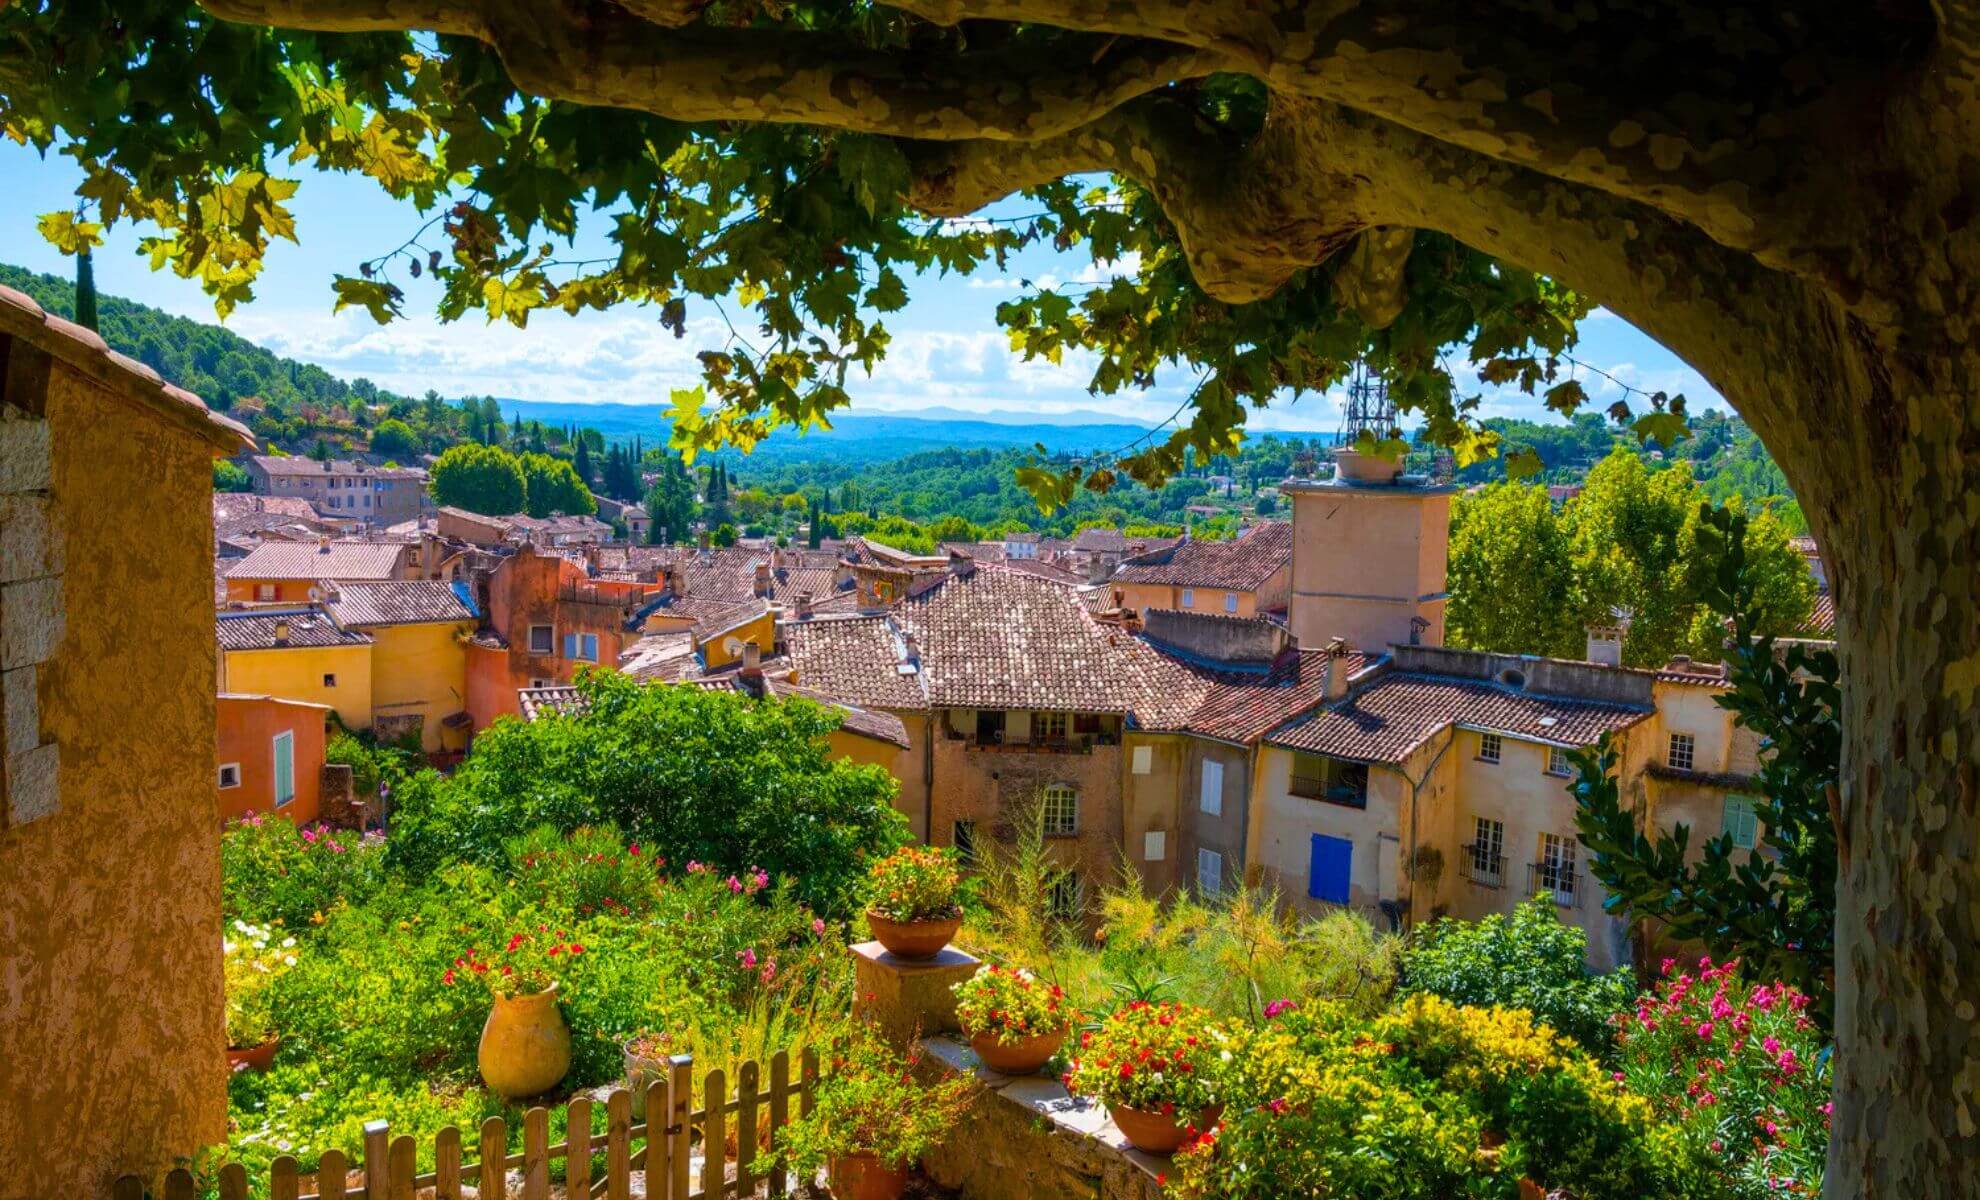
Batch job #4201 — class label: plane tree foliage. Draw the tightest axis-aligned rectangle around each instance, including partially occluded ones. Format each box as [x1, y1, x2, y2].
[9, 3, 1980, 1191]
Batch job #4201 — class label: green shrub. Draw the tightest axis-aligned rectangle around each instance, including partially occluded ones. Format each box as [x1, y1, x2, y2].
[1177, 995, 1718, 1200]
[1398, 897, 1636, 1053]
[387, 675, 908, 917]
[220, 814, 387, 930]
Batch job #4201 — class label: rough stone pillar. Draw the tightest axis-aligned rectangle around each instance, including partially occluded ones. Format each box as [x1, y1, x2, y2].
[851, 941, 978, 1049]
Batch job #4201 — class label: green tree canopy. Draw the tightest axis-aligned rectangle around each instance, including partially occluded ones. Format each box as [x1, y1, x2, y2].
[643, 447, 698, 546]
[1445, 483, 1581, 659]
[368, 417, 420, 458]
[387, 673, 908, 917]
[518, 451, 597, 518]
[428, 442, 525, 515]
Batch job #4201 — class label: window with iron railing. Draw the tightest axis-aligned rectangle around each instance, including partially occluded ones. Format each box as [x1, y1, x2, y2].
[1288, 753, 1368, 808]
[1463, 817, 1506, 887]
[1530, 833, 1580, 907]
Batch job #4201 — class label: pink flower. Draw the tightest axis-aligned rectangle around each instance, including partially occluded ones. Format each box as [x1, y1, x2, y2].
[726, 875, 744, 894]
[1264, 1000, 1297, 1019]
[739, 947, 758, 969]
[1762, 1035, 1781, 1055]
[812, 918, 827, 936]
[1698, 1022, 1715, 1039]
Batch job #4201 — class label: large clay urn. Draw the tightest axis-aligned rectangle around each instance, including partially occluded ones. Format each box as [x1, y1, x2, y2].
[478, 984, 572, 1099]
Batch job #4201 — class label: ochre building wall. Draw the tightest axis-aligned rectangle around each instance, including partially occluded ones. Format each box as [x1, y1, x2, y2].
[0, 365, 227, 1197]
[215, 695, 328, 823]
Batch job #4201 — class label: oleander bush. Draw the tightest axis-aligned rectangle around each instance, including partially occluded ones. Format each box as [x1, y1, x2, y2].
[1616, 958, 1830, 1198]
[220, 812, 387, 930]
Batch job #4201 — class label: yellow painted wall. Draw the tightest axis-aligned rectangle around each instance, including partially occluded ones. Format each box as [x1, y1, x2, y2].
[361, 622, 473, 752]
[1115, 581, 1265, 618]
[220, 642, 374, 733]
[700, 610, 777, 668]
[1, 363, 228, 1192]
[1288, 486, 1450, 651]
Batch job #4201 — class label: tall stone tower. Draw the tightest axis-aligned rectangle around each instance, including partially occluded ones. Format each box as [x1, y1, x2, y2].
[1283, 467, 1454, 655]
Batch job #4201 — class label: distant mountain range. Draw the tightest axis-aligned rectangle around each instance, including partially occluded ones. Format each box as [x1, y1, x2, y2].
[0, 260, 1335, 466]
[492, 398, 1284, 464]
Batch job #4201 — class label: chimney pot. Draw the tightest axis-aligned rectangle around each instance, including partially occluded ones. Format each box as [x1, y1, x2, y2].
[795, 591, 812, 618]
[273, 619, 290, 645]
[318, 536, 332, 552]
[1322, 637, 1351, 701]
[741, 640, 762, 673]
[754, 562, 771, 595]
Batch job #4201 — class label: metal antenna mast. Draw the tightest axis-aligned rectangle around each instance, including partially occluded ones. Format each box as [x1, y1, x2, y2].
[1339, 362, 1397, 445]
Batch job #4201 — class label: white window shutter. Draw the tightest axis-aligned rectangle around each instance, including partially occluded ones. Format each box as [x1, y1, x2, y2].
[1196, 847, 1222, 895]
[1200, 759, 1224, 816]
[1131, 745, 1152, 775]
[1143, 830, 1166, 861]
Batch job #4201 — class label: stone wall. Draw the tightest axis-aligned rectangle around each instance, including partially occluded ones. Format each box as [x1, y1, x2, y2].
[0, 345, 229, 1196]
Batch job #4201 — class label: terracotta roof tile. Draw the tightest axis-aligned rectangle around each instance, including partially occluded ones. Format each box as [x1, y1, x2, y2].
[781, 614, 929, 709]
[224, 540, 407, 581]
[1806, 592, 1835, 635]
[249, 455, 427, 480]
[216, 609, 371, 651]
[0, 285, 253, 451]
[1113, 522, 1292, 591]
[324, 580, 476, 626]
[1266, 670, 1652, 764]
[1162, 649, 1375, 744]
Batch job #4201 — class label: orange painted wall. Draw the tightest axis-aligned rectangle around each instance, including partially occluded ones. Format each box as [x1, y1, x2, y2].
[223, 577, 318, 604]
[466, 639, 524, 733]
[215, 695, 329, 824]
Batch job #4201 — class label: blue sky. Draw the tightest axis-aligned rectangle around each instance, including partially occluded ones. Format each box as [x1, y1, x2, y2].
[3, 140, 1719, 433]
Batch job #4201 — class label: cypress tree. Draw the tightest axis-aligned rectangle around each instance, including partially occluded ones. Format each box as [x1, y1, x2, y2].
[74, 248, 99, 332]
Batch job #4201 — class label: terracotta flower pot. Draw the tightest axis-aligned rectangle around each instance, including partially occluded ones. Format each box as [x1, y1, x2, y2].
[478, 984, 572, 1099]
[830, 1152, 910, 1200]
[866, 911, 961, 960]
[1331, 447, 1402, 485]
[970, 1027, 1066, 1076]
[226, 1036, 280, 1073]
[1107, 1102, 1222, 1155]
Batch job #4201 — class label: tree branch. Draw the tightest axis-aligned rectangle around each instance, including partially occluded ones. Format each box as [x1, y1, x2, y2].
[196, 0, 1220, 141]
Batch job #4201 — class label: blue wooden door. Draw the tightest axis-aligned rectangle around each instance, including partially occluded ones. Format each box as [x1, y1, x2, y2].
[1308, 834, 1352, 904]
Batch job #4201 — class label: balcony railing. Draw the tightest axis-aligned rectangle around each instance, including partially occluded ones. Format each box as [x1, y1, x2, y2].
[958, 732, 1112, 754]
[1526, 861, 1583, 908]
[1288, 776, 1368, 809]
[1459, 844, 1506, 889]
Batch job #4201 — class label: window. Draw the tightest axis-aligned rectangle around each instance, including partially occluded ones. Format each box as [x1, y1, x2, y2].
[1289, 753, 1368, 808]
[1142, 830, 1167, 861]
[1041, 784, 1079, 836]
[1466, 817, 1505, 887]
[1180, 587, 1195, 608]
[256, 584, 276, 602]
[272, 731, 295, 808]
[953, 820, 978, 866]
[1199, 759, 1225, 816]
[1048, 873, 1084, 921]
[563, 632, 600, 662]
[1131, 745, 1153, 775]
[322, 673, 337, 688]
[1723, 795, 1760, 850]
[1534, 833, 1577, 905]
[528, 624, 554, 654]
[1546, 745, 1571, 776]
[1033, 711, 1068, 744]
[1478, 732, 1503, 763]
[1667, 732, 1697, 771]
[1196, 848, 1223, 896]
[217, 763, 241, 789]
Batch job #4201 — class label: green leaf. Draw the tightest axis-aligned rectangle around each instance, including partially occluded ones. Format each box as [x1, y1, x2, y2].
[1631, 411, 1690, 446]
[331, 275, 405, 324]
[1506, 448, 1546, 479]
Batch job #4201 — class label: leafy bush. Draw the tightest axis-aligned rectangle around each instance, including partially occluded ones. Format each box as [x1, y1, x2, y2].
[1398, 897, 1636, 1052]
[952, 965, 1069, 1045]
[776, 1024, 978, 1174]
[1177, 995, 1717, 1200]
[223, 919, 299, 1048]
[1064, 1001, 1234, 1116]
[1616, 958, 1829, 1197]
[864, 845, 962, 922]
[387, 675, 907, 917]
[220, 814, 386, 929]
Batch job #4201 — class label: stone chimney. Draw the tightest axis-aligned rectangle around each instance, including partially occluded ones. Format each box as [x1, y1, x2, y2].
[272, 619, 290, 646]
[1585, 622, 1626, 667]
[754, 562, 772, 596]
[794, 591, 812, 618]
[1322, 637, 1352, 701]
[741, 640, 762, 675]
[318, 536, 332, 553]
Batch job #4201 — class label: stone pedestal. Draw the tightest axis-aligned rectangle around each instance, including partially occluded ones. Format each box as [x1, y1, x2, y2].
[851, 941, 978, 1049]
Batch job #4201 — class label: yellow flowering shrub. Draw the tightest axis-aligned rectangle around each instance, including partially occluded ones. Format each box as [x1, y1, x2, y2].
[1176, 995, 1719, 1200]
[223, 918, 299, 1048]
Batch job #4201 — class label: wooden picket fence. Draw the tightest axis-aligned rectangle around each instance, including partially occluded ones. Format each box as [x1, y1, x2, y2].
[113, 1049, 819, 1200]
